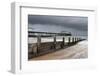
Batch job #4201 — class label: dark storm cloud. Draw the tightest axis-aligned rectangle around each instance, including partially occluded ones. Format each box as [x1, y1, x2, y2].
[28, 15, 88, 36]
[28, 15, 88, 31]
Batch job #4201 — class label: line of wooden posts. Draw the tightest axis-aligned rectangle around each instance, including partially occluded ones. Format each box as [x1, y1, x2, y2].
[29, 35, 84, 59]
[37, 35, 82, 47]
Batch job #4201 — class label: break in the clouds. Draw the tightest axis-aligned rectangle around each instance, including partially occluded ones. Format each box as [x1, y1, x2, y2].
[28, 15, 88, 36]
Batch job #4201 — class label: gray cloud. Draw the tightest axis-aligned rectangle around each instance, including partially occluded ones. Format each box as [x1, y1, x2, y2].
[28, 15, 88, 36]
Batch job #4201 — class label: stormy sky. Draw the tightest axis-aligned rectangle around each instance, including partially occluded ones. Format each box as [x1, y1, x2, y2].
[28, 15, 88, 36]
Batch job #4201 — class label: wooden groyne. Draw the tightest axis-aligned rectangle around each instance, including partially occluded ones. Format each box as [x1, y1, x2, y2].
[28, 31, 86, 59]
[31, 40, 88, 60]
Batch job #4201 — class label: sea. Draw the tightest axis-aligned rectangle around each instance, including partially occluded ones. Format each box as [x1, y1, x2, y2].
[28, 36, 87, 44]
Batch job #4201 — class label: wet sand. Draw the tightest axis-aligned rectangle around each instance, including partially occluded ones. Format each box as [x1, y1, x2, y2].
[30, 40, 88, 60]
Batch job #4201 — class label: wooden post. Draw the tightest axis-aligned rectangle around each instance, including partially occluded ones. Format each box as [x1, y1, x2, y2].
[32, 44, 37, 56]
[77, 38, 78, 42]
[37, 35, 41, 53]
[53, 35, 56, 49]
[61, 37, 65, 48]
[75, 37, 76, 42]
[75, 37, 76, 43]
[72, 37, 74, 43]
[37, 35, 41, 46]
[62, 37, 65, 46]
[68, 37, 70, 44]
[74, 37, 75, 42]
